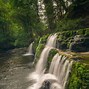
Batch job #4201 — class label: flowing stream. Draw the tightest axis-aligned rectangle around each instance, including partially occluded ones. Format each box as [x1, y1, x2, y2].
[27, 34, 73, 89]
[0, 48, 34, 89]
[23, 42, 34, 56]
[0, 34, 73, 89]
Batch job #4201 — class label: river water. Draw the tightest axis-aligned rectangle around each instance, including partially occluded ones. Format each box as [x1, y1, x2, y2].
[0, 48, 34, 89]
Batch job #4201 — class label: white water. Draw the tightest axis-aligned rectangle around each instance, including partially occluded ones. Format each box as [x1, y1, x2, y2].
[57, 56, 66, 80]
[27, 34, 57, 88]
[59, 60, 69, 85]
[36, 47, 52, 74]
[46, 34, 57, 47]
[49, 53, 59, 74]
[53, 55, 62, 76]
[49, 54, 73, 89]
[23, 42, 34, 56]
[50, 82, 62, 89]
[35, 34, 57, 74]
[27, 74, 58, 89]
[63, 61, 73, 89]
[27, 34, 73, 89]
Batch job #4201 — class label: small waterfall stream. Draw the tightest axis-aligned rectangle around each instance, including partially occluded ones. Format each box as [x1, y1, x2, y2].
[23, 42, 34, 56]
[27, 34, 73, 89]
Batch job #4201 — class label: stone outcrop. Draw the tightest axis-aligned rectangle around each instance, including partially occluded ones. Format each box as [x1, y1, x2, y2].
[69, 35, 89, 52]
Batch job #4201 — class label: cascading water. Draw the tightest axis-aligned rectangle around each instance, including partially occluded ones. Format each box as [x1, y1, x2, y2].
[49, 54, 73, 89]
[49, 53, 59, 74]
[63, 61, 73, 89]
[59, 60, 69, 83]
[46, 34, 57, 47]
[53, 55, 62, 76]
[57, 56, 67, 80]
[35, 34, 57, 74]
[23, 42, 34, 56]
[27, 34, 73, 89]
[28, 74, 58, 89]
[27, 34, 57, 89]
[36, 47, 52, 74]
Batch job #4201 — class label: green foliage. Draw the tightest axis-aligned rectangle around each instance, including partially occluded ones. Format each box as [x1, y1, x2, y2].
[39, 34, 49, 44]
[47, 49, 58, 69]
[0, 0, 46, 50]
[48, 49, 58, 62]
[35, 44, 45, 60]
[68, 62, 89, 89]
[44, 0, 56, 30]
[57, 28, 89, 50]
[76, 28, 89, 36]
[56, 19, 84, 32]
[85, 28, 89, 36]
[67, 0, 89, 18]
[0, 0, 89, 51]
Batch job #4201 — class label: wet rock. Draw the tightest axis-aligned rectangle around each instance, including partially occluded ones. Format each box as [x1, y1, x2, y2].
[40, 81, 51, 89]
[56, 40, 67, 50]
[69, 35, 89, 52]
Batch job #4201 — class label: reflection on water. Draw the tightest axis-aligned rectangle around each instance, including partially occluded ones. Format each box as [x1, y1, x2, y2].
[0, 48, 34, 89]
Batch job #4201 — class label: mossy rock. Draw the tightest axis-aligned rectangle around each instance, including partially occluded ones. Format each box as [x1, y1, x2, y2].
[67, 62, 89, 89]
[46, 49, 58, 70]
[39, 34, 49, 44]
[35, 44, 45, 62]
[69, 35, 89, 52]
[56, 28, 89, 51]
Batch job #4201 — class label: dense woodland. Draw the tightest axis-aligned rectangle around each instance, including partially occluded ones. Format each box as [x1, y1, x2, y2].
[0, 0, 89, 51]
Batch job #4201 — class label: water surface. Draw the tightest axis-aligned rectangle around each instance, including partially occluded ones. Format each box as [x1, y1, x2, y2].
[0, 48, 34, 89]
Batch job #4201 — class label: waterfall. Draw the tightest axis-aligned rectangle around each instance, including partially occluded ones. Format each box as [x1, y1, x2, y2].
[27, 34, 57, 88]
[49, 54, 73, 89]
[36, 47, 52, 74]
[59, 60, 69, 84]
[46, 34, 57, 47]
[27, 74, 58, 89]
[23, 42, 34, 56]
[27, 34, 73, 89]
[63, 61, 73, 89]
[36, 34, 57, 74]
[49, 53, 59, 74]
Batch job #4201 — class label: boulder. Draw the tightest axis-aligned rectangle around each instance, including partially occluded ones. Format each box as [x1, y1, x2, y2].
[40, 81, 51, 89]
[69, 35, 89, 52]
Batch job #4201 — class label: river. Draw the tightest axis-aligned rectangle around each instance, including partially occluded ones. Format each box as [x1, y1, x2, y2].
[0, 48, 35, 89]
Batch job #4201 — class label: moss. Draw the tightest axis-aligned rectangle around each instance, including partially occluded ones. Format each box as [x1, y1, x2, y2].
[46, 49, 58, 70]
[39, 34, 49, 44]
[85, 28, 89, 36]
[33, 36, 40, 53]
[56, 28, 89, 51]
[67, 62, 89, 89]
[35, 44, 45, 61]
